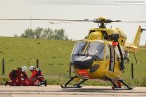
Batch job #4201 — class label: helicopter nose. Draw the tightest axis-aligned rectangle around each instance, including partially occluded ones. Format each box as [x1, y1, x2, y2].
[72, 55, 96, 70]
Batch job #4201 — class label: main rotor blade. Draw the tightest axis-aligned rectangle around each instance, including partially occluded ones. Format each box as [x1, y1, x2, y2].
[0, 18, 146, 23]
[0, 18, 93, 22]
[48, 21, 74, 24]
[121, 21, 146, 23]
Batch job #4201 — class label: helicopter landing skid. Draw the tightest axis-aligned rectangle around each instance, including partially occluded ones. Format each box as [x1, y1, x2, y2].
[106, 77, 133, 90]
[113, 79, 133, 90]
[60, 85, 82, 88]
[112, 87, 133, 90]
[60, 76, 88, 88]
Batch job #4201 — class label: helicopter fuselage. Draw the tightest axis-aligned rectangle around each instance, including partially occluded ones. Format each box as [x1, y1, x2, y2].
[70, 28, 127, 80]
[61, 17, 144, 89]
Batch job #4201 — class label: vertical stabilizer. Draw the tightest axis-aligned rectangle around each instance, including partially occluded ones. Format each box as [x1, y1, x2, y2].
[124, 26, 145, 53]
[133, 26, 142, 47]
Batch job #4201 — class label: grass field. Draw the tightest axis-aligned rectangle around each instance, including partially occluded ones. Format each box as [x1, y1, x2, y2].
[0, 37, 146, 86]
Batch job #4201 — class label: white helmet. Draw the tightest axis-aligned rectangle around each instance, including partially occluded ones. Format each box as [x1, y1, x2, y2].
[29, 66, 34, 71]
[22, 66, 28, 72]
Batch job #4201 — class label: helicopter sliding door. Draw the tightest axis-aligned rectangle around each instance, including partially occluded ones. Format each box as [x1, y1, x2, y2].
[109, 45, 115, 72]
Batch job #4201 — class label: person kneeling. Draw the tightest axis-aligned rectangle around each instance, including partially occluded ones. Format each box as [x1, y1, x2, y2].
[5, 66, 33, 86]
[29, 66, 47, 86]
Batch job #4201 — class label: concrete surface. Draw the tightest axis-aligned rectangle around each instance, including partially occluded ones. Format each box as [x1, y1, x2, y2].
[0, 85, 146, 97]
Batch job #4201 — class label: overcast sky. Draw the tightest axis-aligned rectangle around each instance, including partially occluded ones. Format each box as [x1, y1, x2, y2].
[0, 0, 146, 45]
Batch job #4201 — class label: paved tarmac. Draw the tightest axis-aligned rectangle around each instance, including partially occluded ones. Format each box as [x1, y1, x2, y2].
[0, 85, 146, 97]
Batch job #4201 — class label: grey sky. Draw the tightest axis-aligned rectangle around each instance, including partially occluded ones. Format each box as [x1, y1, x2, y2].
[0, 0, 146, 45]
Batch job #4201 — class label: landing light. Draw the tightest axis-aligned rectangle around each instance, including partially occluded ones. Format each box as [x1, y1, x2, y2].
[112, 41, 118, 46]
[78, 70, 89, 79]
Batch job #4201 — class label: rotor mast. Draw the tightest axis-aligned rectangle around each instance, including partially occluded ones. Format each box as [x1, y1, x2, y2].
[93, 17, 121, 28]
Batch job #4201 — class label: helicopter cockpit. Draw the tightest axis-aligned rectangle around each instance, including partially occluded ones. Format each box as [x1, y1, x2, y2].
[71, 40, 105, 70]
[72, 40, 104, 58]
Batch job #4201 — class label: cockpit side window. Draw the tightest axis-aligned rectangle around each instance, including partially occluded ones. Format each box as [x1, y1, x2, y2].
[96, 43, 104, 60]
[85, 42, 104, 60]
[72, 41, 87, 55]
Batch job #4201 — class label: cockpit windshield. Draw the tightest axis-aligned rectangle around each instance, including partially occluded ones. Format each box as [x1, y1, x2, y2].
[72, 41, 87, 55]
[72, 41, 105, 59]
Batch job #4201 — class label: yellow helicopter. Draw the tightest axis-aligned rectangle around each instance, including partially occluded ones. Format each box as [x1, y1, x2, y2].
[0, 17, 145, 90]
[57, 17, 146, 90]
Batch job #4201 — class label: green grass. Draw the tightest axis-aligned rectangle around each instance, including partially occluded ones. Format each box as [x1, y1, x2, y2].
[123, 49, 146, 86]
[0, 37, 146, 86]
[0, 37, 74, 85]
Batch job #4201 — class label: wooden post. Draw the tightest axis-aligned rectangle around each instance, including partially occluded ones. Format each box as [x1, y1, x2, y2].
[2, 58, 5, 75]
[131, 63, 134, 79]
[36, 59, 39, 68]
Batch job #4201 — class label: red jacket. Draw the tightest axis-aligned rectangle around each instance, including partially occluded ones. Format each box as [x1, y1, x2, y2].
[9, 69, 28, 86]
[30, 69, 44, 80]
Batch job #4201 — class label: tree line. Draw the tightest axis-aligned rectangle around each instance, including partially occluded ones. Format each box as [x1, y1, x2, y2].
[15, 27, 69, 40]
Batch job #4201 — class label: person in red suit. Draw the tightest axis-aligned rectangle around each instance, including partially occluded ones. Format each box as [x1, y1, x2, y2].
[5, 66, 33, 86]
[29, 66, 47, 86]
